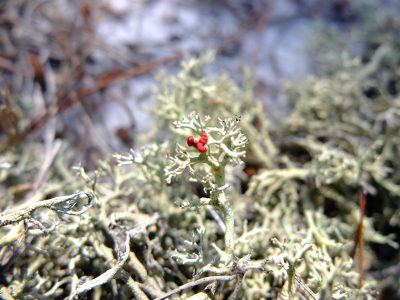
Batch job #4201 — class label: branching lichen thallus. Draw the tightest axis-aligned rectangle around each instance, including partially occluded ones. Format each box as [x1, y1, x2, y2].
[165, 112, 248, 260]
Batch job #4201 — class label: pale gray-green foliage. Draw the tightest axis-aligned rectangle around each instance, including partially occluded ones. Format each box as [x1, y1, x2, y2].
[151, 53, 388, 298]
[1, 8, 400, 297]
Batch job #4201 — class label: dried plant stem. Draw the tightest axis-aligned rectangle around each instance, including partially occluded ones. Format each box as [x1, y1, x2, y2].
[294, 275, 318, 300]
[154, 275, 236, 300]
[70, 235, 131, 298]
[0, 192, 94, 228]
[351, 190, 366, 289]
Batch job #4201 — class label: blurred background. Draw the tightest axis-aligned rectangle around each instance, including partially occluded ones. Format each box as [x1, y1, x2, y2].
[1, 0, 390, 164]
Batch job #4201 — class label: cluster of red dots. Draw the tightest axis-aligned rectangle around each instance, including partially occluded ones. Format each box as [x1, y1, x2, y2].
[187, 132, 208, 153]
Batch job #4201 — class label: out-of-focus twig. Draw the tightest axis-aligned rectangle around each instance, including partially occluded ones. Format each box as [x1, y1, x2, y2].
[0, 52, 182, 152]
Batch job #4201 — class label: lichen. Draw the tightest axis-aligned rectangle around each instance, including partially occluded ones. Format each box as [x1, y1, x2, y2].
[1, 3, 400, 298]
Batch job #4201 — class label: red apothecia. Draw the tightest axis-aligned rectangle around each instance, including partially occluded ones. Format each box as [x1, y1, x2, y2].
[187, 132, 208, 153]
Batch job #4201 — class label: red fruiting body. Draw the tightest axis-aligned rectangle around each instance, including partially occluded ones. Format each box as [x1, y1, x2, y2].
[187, 132, 208, 153]
[196, 143, 207, 153]
[198, 132, 208, 144]
[187, 136, 195, 146]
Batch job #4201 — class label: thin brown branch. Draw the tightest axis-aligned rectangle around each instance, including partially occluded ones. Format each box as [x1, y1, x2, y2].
[0, 52, 181, 152]
[351, 189, 366, 289]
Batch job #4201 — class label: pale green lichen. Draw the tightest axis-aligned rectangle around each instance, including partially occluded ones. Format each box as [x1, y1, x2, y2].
[1, 3, 400, 298]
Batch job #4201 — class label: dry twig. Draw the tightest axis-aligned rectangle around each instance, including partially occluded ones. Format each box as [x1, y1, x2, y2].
[0, 192, 94, 228]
